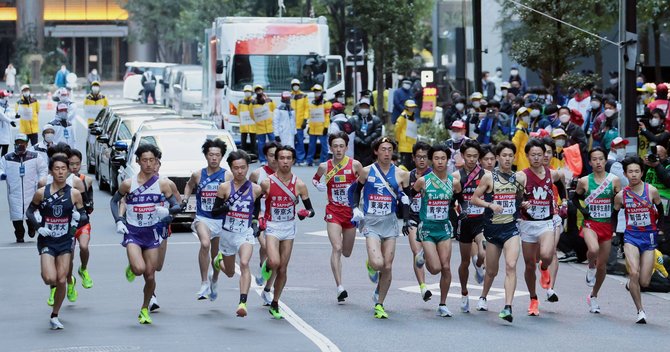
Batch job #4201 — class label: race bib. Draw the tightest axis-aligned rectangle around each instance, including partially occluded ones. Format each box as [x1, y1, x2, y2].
[253, 105, 271, 122]
[426, 199, 449, 221]
[199, 190, 217, 212]
[239, 111, 254, 126]
[528, 200, 551, 219]
[410, 194, 421, 213]
[494, 193, 516, 215]
[406, 120, 418, 139]
[224, 211, 249, 232]
[309, 108, 325, 123]
[45, 217, 69, 237]
[367, 194, 392, 216]
[131, 204, 158, 227]
[19, 106, 32, 120]
[331, 187, 348, 205]
[588, 198, 611, 219]
[628, 209, 652, 227]
[269, 196, 295, 222]
[462, 194, 484, 215]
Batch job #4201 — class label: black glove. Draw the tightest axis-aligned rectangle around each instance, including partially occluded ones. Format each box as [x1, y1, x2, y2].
[274, 136, 281, 142]
[10, 121, 15, 127]
[180, 199, 188, 212]
[251, 219, 260, 238]
[402, 219, 417, 236]
[14, 113, 19, 119]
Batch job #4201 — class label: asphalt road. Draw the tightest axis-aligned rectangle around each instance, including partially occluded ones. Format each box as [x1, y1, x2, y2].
[1, 90, 669, 351]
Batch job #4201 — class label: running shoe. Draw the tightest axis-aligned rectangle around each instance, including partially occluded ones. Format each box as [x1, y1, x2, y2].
[78, 266, 93, 289]
[261, 290, 273, 306]
[269, 306, 283, 319]
[414, 250, 425, 269]
[546, 288, 559, 302]
[236, 302, 248, 317]
[420, 284, 432, 302]
[67, 276, 78, 303]
[261, 259, 272, 282]
[474, 263, 485, 285]
[374, 304, 388, 319]
[47, 287, 56, 306]
[213, 252, 223, 272]
[365, 260, 379, 284]
[476, 297, 488, 311]
[587, 295, 600, 314]
[337, 288, 348, 303]
[49, 317, 64, 330]
[539, 263, 551, 289]
[138, 308, 152, 324]
[196, 283, 210, 300]
[461, 296, 470, 313]
[558, 250, 578, 262]
[586, 267, 596, 287]
[636, 310, 647, 324]
[528, 298, 539, 316]
[437, 305, 453, 317]
[209, 279, 218, 302]
[372, 287, 379, 304]
[125, 265, 136, 283]
[499, 307, 513, 322]
[149, 294, 160, 312]
[255, 266, 265, 286]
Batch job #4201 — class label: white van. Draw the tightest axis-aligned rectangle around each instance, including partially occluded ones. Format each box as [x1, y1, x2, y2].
[172, 67, 203, 117]
[122, 61, 176, 102]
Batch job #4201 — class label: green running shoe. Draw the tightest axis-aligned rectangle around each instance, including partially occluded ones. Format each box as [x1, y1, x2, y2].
[47, 287, 56, 306]
[269, 306, 283, 319]
[138, 308, 152, 324]
[366, 260, 379, 284]
[236, 302, 248, 317]
[213, 252, 223, 272]
[374, 304, 388, 319]
[67, 276, 78, 302]
[78, 266, 93, 289]
[125, 265, 136, 283]
[499, 307, 513, 323]
[261, 259, 272, 281]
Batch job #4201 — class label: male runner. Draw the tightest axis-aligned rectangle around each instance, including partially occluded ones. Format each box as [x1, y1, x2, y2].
[452, 139, 487, 313]
[573, 147, 621, 313]
[211, 150, 263, 317]
[613, 156, 663, 323]
[406, 141, 434, 303]
[470, 141, 523, 322]
[517, 138, 565, 316]
[351, 136, 411, 319]
[312, 132, 363, 303]
[110, 144, 180, 324]
[27, 155, 88, 329]
[260, 145, 315, 318]
[68, 149, 95, 290]
[412, 144, 458, 317]
[541, 137, 563, 302]
[183, 139, 232, 300]
[479, 145, 496, 172]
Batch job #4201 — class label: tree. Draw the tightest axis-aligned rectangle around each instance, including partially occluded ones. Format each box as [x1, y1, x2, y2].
[122, 0, 185, 62]
[499, 0, 600, 93]
[638, 0, 670, 81]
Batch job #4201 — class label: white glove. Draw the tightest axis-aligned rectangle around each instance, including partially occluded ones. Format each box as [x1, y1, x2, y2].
[70, 210, 80, 227]
[34, 210, 43, 224]
[312, 179, 327, 192]
[37, 227, 53, 237]
[155, 206, 170, 219]
[352, 208, 365, 222]
[400, 192, 410, 205]
[116, 221, 129, 235]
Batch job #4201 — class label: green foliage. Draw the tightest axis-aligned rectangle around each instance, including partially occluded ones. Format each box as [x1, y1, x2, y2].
[418, 122, 450, 143]
[557, 71, 601, 92]
[638, 0, 670, 27]
[122, 0, 185, 62]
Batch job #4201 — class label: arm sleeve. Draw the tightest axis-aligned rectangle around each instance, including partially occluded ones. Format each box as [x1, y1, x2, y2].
[110, 191, 125, 223]
[165, 194, 181, 214]
[211, 196, 229, 218]
[570, 189, 590, 217]
[76, 207, 89, 228]
[302, 198, 315, 217]
[85, 185, 94, 213]
[26, 202, 40, 228]
[352, 181, 365, 208]
[252, 196, 262, 219]
[656, 202, 664, 229]
[554, 179, 567, 202]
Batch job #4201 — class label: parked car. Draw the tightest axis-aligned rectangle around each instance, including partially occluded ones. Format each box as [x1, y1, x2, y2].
[161, 65, 200, 107]
[172, 67, 203, 117]
[116, 128, 236, 223]
[122, 61, 176, 102]
[137, 118, 217, 133]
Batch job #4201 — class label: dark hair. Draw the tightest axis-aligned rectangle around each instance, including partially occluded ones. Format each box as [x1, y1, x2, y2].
[651, 108, 665, 119]
[541, 136, 555, 152]
[412, 141, 431, 156]
[604, 99, 617, 108]
[202, 138, 227, 156]
[487, 100, 501, 109]
[47, 142, 72, 158]
[495, 141, 516, 155]
[622, 156, 644, 172]
[49, 155, 69, 170]
[328, 131, 349, 146]
[480, 144, 494, 159]
[557, 106, 571, 115]
[460, 139, 482, 156]
[135, 143, 162, 159]
[371, 136, 397, 152]
[274, 145, 296, 160]
[69, 148, 83, 161]
[524, 138, 545, 154]
[226, 150, 251, 167]
[428, 143, 451, 160]
[588, 147, 607, 160]
[263, 141, 281, 157]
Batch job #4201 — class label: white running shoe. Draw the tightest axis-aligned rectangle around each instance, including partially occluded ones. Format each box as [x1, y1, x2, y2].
[261, 290, 273, 306]
[420, 285, 433, 302]
[196, 282, 210, 300]
[587, 295, 600, 314]
[209, 280, 218, 301]
[476, 297, 488, 311]
[149, 294, 160, 312]
[546, 288, 559, 302]
[586, 267, 596, 287]
[437, 305, 453, 317]
[461, 296, 470, 313]
[636, 310, 647, 324]
[50, 317, 64, 330]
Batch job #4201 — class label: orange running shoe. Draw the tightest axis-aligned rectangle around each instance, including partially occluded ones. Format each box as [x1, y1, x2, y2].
[528, 298, 540, 316]
[539, 261, 551, 289]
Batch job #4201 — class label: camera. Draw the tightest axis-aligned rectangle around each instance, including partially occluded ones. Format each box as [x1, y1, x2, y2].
[648, 145, 659, 163]
[486, 108, 495, 115]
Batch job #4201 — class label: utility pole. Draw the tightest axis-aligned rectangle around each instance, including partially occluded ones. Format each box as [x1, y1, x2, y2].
[473, 0, 482, 93]
[620, 0, 637, 140]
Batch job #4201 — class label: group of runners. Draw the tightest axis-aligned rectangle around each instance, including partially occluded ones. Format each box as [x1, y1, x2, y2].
[32, 132, 661, 329]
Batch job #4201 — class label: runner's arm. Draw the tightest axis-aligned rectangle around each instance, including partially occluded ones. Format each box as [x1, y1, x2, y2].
[650, 186, 664, 231]
[211, 196, 229, 217]
[469, 172, 492, 209]
[182, 171, 198, 203]
[110, 180, 130, 223]
[72, 189, 89, 228]
[571, 177, 590, 217]
[26, 189, 43, 228]
[84, 180, 94, 214]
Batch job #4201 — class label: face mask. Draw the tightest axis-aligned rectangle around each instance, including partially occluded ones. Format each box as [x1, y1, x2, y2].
[501, 89, 508, 97]
[496, 71, 502, 78]
[314, 92, 322, 98]
[337, 97, 345, 103]
[590, 101, 601, 109]
[44, 133, 55, 143]
[91, 86, 100, 94]
[510, 69, 519, 76]
[522, 116, 530, 124]
[530, 110, 540, 118]
[359, 108, 370, 116]
[15, 144, 26, 153]
[555, 139, 566, 148]
[472, 101, 481, 109]
[610, 78, 618, 85]
[455, 103, 464, 111]
[23, 92, 30, 98]
[452, 132, 463, 142]
[616, 148, 626, 161]
[559, 114, 570, 124]
[402, 83, 411, 90]
[604, 109, 616, 118]
[651, 118, 661, 127]
[292, 85, 299, 92]
[244, 92, 252, 98]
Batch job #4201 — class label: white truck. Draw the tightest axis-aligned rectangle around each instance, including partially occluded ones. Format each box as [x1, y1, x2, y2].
[202, 16, 344, 144]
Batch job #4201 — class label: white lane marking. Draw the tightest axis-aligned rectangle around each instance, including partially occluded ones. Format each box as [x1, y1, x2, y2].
[399, 283, 529, 301]
[305, 230, 365, 240]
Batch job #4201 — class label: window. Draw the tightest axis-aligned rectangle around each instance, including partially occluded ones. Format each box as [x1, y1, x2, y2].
[327, 58, 342, 88]
[184, 73, 203, 91]
[117, 121, 133, 140]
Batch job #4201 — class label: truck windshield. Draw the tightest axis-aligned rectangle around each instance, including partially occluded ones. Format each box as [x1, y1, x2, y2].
[231, 55, 320, 93]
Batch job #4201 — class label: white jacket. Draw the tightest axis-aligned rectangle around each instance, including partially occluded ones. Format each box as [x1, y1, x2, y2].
[50, 100, 77, 147]
[273, 103, 296, 148]
[0, 151, 47, 220]
[28, 140, 52, 163]
[328, 113, 354, 157]
[0, 101, 14, 145]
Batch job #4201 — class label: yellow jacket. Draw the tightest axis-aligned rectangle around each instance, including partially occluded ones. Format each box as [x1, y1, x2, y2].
[512, 122, 529, 170]
[237, 97, 256, 134]
[83, 93, 109, 124]
[291, 91, 309, 130]
[307, 99, 331, 136]
[15, 97, 40, 135]
[251, 97, 275, 135]
[395, 111, 418, 153]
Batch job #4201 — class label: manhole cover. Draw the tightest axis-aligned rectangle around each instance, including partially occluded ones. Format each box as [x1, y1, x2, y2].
[33, 346, 140, 352]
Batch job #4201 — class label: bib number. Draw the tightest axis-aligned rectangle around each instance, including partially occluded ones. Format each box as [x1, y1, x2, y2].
[253, 106, 270, 122]
[426, 199, 449, 221]
[628, 211, 651, 227]
[367, 194, 392, 216]
[19, 106, 32, 120]
[224, 212, 249, 232]
[310, 108, 325, 123]
[406, 120, 417, 139]
[240, 111, 253, 126]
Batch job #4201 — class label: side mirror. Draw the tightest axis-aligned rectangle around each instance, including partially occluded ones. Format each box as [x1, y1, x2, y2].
[90, 127, 102, 136]
[88, 122, 99, 129]
[173, 84, 182, 93]
[111, 154, 126, 167]
[216, 60, 224, 74]
[113, 140, 128, 152]
[215, 80, 225, 89]
[97, 135, 110, 144]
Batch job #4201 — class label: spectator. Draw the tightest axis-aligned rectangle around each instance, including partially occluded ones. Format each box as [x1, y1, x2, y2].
[499, 82, 514, 115]
[328, 102, 354, 158]
[491, 67, 504, 100]
[141, 69, 157, 104]
[86, 68, 100, 93]
[481, 71, 496, 100]
[639, 109, 670, 153]
[395, 100, 419, 170]
[28, 124, 55, 162]
[444, 96, 466, 129]
[54, 65, 69, 89]
[237, 85, 256, 155]
[0, 90, 14, 156]
[527, 102, 543, 132]
[556, 106, 587, 150]
[445, 120, 469, 174]
[583, 95, 604, 147]
[306, 84, 331, 165]
[512, 107, 531, 170]
[536, 104, 560, 132]
[273, 91, 296, 149]
[567, 85, 592, 122]
[350, 98, 382, 167]
[250, 84, 275, 165]
[475, 100, 509, 145]
[15, 85, 39, 145]
[600, 102, 620, 154]
[605, 71, 619, 97]
[508, 66, 527, 94]
[4, 63, 16, 94]
[466, 92, 485, 139]
[645, 83, 669, 131]
[392, 79, 413, 123]
[290, 79, 309, 165]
